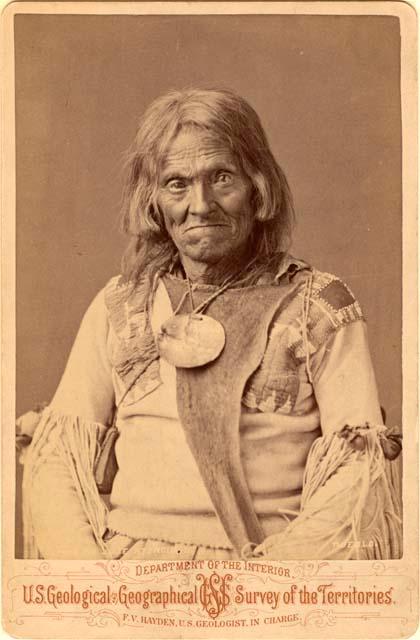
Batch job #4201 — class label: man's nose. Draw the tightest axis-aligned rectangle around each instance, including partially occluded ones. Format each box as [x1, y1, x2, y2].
[188, 181, 213, 215]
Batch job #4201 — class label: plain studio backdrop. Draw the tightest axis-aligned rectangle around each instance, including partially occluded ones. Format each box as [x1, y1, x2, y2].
[14, 13, 402, 555]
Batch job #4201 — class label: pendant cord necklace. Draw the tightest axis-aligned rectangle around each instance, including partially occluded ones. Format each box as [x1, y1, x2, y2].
[173, 254, 260, 317]
[157, 255, 259, 367]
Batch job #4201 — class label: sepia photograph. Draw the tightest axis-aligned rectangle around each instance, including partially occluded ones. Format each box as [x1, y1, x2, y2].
[13, 9, 405, 562]
[2, 2, 417, 638]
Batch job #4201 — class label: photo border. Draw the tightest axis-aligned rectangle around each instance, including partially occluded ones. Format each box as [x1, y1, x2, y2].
[2, 2, 418, 638]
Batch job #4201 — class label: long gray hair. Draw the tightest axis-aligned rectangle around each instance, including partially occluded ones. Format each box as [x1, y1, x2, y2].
[120, 88, 295, 283]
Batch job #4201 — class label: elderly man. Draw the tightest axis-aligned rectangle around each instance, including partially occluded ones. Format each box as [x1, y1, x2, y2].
[21, 88, 402, 561]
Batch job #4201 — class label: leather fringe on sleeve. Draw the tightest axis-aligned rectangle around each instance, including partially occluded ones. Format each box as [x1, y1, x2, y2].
[22, 407, 111, 559]
[253, 424, 402, 560]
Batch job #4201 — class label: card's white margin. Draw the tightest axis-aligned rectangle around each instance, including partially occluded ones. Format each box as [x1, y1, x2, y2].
[1, 2, 418, 639]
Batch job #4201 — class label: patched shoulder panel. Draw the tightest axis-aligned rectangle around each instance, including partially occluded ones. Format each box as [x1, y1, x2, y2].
[317, 278, 356, 311]
[307, 270, 364, 352]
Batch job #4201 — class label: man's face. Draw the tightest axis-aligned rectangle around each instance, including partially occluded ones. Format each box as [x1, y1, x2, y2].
[156, 128, 255, 265]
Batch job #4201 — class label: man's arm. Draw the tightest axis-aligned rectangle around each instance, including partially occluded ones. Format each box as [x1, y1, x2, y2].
[23, 287, 115, 559]
[253, 276, 402, 561]
[311, 320, 383, 433]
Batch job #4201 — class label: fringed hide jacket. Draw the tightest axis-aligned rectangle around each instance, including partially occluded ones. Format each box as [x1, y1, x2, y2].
[20, 254, 402, 560]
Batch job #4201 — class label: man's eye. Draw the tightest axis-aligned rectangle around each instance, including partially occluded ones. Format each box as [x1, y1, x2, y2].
[167, 179, 187, 192]
[214, 172, 233, 185]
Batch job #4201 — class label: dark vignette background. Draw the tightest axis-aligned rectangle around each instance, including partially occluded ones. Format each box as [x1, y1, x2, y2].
[14, 14, 402, 556]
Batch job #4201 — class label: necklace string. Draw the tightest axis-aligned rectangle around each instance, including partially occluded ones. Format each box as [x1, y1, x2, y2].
[172, 289, 190, 316]
[186, 276, 195, 312]
[175, 255, 260, 317]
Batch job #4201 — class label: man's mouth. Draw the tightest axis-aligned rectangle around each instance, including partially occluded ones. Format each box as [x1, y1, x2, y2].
[184, 224, 229, 232]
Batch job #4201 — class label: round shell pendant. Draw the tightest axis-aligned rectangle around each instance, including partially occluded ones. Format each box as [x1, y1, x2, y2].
[157, 313, 225, 368]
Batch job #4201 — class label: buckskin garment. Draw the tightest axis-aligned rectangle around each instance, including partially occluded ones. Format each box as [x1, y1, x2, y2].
[21, 254, 402, 560]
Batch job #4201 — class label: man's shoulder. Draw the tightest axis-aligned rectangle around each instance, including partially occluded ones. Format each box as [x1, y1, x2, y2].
[310, 268, 363, 318]
[278, 255, 363, 318]
[103, 274, 148, 304]
[102, 274, 149, 337]
[305, 268, 365, 348]
[273, 257, 365, 350]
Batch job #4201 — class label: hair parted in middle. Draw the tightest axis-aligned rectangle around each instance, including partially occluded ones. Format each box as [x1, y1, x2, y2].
[121, 87, 295, 283]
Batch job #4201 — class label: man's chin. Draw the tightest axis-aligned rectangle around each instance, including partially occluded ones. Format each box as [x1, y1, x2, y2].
[179, 238, 229, 263]
[182, 248, 225, 264]
[176, 235, 251, 267]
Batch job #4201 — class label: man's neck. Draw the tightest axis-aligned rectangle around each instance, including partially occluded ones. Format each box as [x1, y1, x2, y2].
[180, 250, 252, 285]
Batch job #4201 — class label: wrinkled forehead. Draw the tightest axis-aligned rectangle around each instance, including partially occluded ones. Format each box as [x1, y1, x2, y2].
[158, 126, 240, 175]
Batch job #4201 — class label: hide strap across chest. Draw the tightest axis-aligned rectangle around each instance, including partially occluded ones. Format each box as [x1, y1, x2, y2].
[162, 274, 306, 555]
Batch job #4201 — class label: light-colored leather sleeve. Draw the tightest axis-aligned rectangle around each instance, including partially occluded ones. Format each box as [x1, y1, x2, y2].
[50, 287, 115, 422]
[28, 287, 115, 559]
[311, 320, 383, 435]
